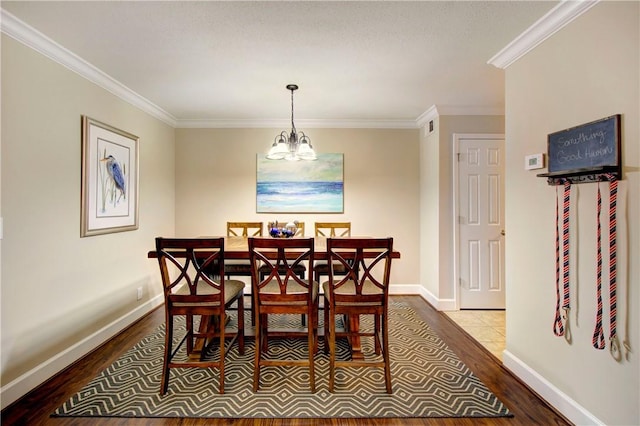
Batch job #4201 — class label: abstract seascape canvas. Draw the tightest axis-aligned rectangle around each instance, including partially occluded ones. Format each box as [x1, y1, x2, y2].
[256, 153, 344, 213]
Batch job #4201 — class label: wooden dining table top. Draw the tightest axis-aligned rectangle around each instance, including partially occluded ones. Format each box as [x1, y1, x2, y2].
[147, 236, 401, 260]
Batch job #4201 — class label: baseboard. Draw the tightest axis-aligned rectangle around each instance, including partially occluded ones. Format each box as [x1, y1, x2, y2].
[502, 350, 603, 425]
[416, 286, 456, 311]
[388, 283, 422, 295]
[0, 294, 164, 410]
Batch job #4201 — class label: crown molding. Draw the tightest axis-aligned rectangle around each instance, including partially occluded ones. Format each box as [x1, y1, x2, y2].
[438, 105, 504, 118]
[176, 118, 419, 129]
[416, 105, 439, 128]
[1, 8, 177, 127]
[488, 0, 599, 69]
[415, 104, 505, 128]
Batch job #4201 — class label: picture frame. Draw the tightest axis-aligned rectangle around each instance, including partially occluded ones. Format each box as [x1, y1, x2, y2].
[546, 114, 621, 174]
[81, 116, 139, 237]
[256, 153, 344, 213]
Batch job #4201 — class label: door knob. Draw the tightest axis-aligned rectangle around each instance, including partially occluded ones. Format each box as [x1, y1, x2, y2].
[500, 230, 505, 236]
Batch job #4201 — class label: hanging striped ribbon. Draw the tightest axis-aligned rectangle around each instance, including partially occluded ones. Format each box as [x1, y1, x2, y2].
[592, 175, 620, 358]
[592, 182, 605, 349]
[608, 176, 621, 358]
[554, 180, 571, 336]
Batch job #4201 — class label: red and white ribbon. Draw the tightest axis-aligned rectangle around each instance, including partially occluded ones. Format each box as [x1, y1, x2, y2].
[592, 175, 620, 359]
[554, 181, 571, 337]
[592, 181, 605, 349]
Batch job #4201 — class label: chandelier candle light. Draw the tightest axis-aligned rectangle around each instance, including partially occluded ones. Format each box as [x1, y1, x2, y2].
[267, 84, 317, 161]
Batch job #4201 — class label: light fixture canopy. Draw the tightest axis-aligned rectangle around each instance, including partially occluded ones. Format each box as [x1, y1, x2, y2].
[267, 84, 317, 161]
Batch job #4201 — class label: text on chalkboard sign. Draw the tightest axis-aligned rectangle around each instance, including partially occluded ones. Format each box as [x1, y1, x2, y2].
[547, 115, 621, 173]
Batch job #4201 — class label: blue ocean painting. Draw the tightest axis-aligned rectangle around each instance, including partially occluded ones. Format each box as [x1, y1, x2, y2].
[257, 153, 344, 213]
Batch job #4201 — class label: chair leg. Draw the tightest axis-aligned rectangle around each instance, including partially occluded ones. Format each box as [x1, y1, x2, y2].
[374, 314, 382, 355]
[313, 299, 319, 354]
[160, 314, 173, 395]
[253, 312, 262, 392]
[308, 312, 316, 393]
[237, 294, 245, 355]
[328, 306, 336, 392]
[323, 296, 330, 354]
[382, 311, 392, 393]
[260, 314, 269, 352]
[186, 314, 194, 354]
[300, 270, 307, 326]
[219, 312, 226, 394]
[250, 292, 256, 326]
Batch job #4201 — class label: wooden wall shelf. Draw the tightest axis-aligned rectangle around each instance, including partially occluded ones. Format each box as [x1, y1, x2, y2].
[537, 166, 620, 185]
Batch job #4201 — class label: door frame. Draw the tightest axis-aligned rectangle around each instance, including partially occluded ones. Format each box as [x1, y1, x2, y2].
[452, 133, 505, 310]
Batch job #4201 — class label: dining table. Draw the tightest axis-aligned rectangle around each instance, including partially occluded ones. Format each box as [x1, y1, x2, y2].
[148, 236, 401, 360]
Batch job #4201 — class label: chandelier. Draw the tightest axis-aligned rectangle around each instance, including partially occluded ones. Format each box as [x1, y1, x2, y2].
[266, 84, 317, 161]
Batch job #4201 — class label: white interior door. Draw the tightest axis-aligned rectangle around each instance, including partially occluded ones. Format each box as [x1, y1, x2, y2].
[456, 134, 505, 309]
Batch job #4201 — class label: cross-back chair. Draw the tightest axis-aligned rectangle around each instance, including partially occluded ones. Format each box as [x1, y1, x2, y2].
[322, 237, 394, 393]
[227, 221, 263, 237]
[155, 237, 245, 395]
[224, 221, 263, 279]
[261, 221, 309, 325]
[224, 222, 263, 324]
[314, 222, 351, 238]
[249, 237, 318, 392]
[260, 221, 306, 281]
[314, 222, 352, 283]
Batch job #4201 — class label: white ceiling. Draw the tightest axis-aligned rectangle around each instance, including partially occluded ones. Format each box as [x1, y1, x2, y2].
[1, 1, 559, 127]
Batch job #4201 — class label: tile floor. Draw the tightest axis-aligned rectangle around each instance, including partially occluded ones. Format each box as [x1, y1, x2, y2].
[444, 310, 506, 361]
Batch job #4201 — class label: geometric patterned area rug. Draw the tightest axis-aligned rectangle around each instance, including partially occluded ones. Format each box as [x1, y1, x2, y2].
[53, 301, 511, 419]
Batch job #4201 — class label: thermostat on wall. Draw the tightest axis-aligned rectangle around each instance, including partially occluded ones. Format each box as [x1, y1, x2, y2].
[525, 153, 544, 170]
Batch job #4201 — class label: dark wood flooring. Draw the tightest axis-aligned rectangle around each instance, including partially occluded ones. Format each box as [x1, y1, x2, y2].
[1, 296, 571, 426]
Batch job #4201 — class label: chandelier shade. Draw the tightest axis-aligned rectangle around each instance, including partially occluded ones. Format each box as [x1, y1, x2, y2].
[267, 84, 317, 161]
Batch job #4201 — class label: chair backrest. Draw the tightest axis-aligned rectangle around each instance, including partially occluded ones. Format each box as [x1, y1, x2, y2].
[315, 222, 351, 237]
[227, 222, 263, 237]
[155, 237, 226, 307]
[325, 237, 393, 304]
[249, 237, 315, 304]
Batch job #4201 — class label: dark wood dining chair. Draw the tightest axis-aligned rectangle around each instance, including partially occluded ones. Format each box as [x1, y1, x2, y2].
[261, 221, 309, 326]
[260, 221, 307, 281]
[323, 237, 394, 393]
[249, 237, 318, 392]
[225, 222, 262, 325]
[155, 237, 245, 395]
[224, 221, 263, 279]
[314, 222, 351, 284]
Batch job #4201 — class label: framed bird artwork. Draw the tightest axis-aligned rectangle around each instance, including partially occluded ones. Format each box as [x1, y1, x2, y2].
[81, 116, 139, 237]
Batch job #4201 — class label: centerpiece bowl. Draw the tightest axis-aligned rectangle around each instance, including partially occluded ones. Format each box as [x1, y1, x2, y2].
[268, 220, 298, 238]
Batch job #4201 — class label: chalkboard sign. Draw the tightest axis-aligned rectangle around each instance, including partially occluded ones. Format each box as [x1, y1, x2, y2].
[546, 114, 621, 173]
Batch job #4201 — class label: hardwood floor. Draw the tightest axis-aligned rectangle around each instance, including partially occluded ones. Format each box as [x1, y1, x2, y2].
[1, 296, 571, 426]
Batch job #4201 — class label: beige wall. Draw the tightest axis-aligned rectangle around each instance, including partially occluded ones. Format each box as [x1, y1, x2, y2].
[419, 115, 505, 304]
[504, 2, 639, 424]
[174, 127, 421, 287]
[419, 124, 441, 298]
[1, 35, 175, 389]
